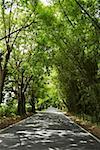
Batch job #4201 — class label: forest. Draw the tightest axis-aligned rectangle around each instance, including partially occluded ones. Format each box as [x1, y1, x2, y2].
[0, 0, 100, 124]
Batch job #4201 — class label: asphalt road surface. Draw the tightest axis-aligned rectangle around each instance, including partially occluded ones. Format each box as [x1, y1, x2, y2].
[0, 107, 100, 150]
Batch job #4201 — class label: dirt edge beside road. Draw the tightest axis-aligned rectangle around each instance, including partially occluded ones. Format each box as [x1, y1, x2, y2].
[64, 112, 100, 139]
[0, 113, 33, 130]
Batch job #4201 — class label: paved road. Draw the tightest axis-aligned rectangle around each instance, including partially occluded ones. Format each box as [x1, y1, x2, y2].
[0, 109, 100, 150]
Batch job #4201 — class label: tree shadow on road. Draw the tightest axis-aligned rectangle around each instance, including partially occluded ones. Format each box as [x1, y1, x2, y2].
[0, 113, 100, 150]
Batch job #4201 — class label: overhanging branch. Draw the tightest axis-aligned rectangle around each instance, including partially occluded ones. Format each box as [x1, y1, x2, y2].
[58, 0, 74, 28]
[74, 0, 100, 30]
[0, 20, 37, 41]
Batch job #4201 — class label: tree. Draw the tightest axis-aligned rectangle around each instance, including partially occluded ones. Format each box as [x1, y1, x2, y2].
[0, 0, 37, 103]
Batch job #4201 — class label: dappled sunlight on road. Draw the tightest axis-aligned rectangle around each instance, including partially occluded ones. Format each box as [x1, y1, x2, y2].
[0, 110, 100, 150]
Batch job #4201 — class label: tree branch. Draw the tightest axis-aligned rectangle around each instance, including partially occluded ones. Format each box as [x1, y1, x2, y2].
[24, 75, 33, 93]
[74, 0, 100, 30]
[58, 0, 74, 28]
[0, 20, 37, 41]
[2, 0, 8, 44]
[8, 0, 14, 43]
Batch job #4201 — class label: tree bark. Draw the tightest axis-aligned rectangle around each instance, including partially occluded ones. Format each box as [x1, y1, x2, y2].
[0, 45, 11, 103]
[0, 67, 3, 103]
[32, 102, 35, 113]
[30, 91, 36, 113]
[17, 89, 26, 116]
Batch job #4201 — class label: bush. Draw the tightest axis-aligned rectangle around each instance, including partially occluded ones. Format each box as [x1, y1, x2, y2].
[0, 100, 17, 117]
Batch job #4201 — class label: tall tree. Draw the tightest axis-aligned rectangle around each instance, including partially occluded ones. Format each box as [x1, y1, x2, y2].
[0, 0, 37, 103]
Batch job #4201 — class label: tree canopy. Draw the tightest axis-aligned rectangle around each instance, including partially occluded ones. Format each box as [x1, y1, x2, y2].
[0, 0, 99, 122]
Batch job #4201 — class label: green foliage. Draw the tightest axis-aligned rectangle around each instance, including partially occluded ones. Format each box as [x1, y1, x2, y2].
[51, 0, 100, 123]
[0, 100, 17, 117]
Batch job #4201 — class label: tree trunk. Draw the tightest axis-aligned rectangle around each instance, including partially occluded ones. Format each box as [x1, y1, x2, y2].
[17, 90, 26, 116]
[31, 101, 35, 113]
[0, 72, 2, 103]
[0, 45, 11, 104]
[0, 89, 3, 104]
[0, 60, 3, 103]
[30, 91, 36, 113]
[0, 85, 3, 104]
[0, 70, 5, 104]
